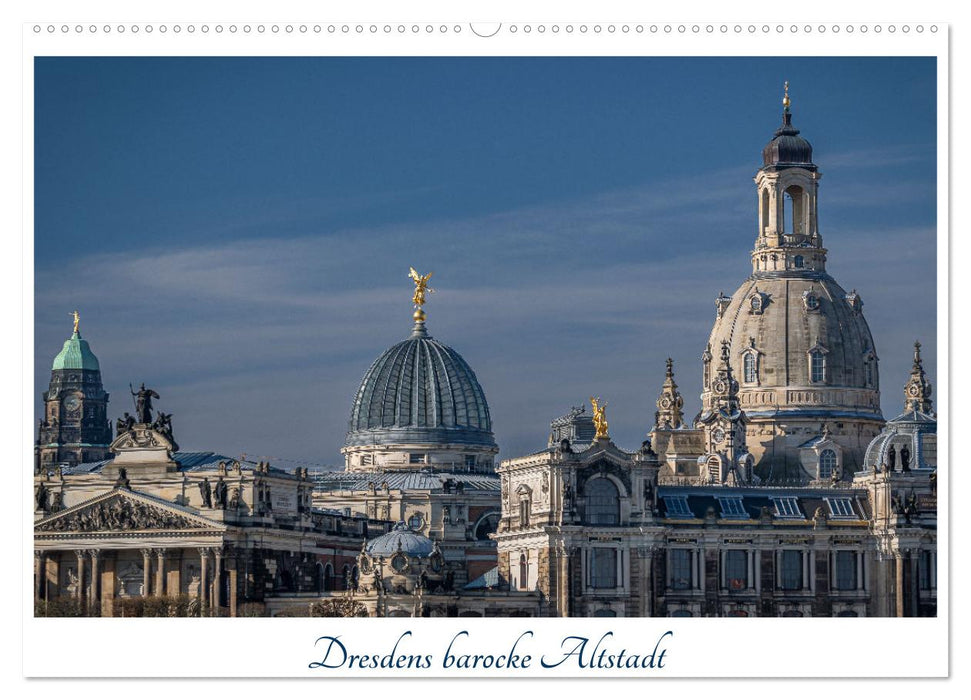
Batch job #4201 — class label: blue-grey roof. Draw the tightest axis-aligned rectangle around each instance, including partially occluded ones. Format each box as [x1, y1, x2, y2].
[344, 321, 496, 449]
[60, 451, 289, 476]
[313, 470, 500, 492]
[365, 521, 435, 557]
[465, 566, 504, 590]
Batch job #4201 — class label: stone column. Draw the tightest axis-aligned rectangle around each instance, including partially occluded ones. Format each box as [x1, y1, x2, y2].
[155, 549, 165, 597]
[894, 552, 905, 617]
[199, 548, 209, 614]
[88, 550, 100, 611]
[141, 548, 152, 597]
[228, 554, 238, 618]
[34, 551, 44, 601]
[212, 548, 223, 612]
[74, 550, 85, 601]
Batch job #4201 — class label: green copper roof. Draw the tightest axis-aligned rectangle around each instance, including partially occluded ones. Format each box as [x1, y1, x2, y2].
[51, 332, 100, 371]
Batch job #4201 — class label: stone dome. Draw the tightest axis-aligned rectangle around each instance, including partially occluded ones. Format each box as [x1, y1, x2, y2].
[365, 521, 436, 558]
[344, 320, 496, 449]
[762, 111, 815, 169]
[52, 331, 100, 371]
[707, 275, 881, 408]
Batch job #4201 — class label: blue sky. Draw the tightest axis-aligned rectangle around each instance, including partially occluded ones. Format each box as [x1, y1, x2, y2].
[33, 57, 937, 467]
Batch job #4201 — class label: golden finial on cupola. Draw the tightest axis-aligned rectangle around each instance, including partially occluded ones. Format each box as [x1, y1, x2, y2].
[408, 267, 435, 322]
[783, 80, 791, 111]
[70, 310, 80, 335]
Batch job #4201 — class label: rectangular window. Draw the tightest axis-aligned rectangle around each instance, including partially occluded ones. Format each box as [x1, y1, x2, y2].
[773, 497, 802, 518]
[589, 548, 618, 589]
[718, 497, 747, 519]
[811, 352, 825, 383]
[519, 500, 530, 527]
[835, 551, 857, 590]
[464, 454, 476, 469]
[409, 453, 426, 465]
[827, 498, 855, 518]
[670, 549, 693, 590]
[779, 550, 803, 590]
[725, 550, 748, 590]
[665, 496, 692, 518]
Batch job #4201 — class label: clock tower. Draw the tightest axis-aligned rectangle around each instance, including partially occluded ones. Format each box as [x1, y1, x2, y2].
[36, 313, 112, 470]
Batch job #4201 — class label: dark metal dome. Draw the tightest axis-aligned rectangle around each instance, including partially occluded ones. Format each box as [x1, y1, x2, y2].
[762, 111, 815, 169]
[344, 321, 496, 448]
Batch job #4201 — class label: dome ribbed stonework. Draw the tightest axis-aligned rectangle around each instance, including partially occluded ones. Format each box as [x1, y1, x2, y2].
[365, 521, 436, 558]
[344, 321, 496, 449]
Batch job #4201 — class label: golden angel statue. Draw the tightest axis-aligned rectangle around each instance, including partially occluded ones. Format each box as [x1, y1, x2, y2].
[408, 267, 435, 308]
[590, 396, 609, 439]
[70, 310, 80, 335]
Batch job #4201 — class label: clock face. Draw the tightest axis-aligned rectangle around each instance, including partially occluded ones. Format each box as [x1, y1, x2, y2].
[908, 385, 919, 397]
[713, 380, 728, 395]
[712, 428, 726, 444]
[659, 398, 671, 409]
[62, 395, 80, 412]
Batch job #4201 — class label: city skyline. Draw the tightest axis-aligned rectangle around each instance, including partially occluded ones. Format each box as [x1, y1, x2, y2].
[33, 56, 938, 465]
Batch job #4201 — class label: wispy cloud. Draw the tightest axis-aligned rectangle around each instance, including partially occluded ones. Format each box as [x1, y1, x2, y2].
[34, 167, 938, 462]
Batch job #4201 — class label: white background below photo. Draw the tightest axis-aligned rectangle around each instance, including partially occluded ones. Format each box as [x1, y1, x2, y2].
[5, 0, 963, 694]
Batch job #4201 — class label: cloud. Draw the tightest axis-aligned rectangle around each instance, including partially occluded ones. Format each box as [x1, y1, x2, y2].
[34, 167, 938, 462]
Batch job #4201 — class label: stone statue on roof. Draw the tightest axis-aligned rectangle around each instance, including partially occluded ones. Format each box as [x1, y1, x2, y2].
[130, 383, 160, 424]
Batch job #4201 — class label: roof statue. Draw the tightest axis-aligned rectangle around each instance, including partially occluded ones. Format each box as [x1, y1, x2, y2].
[70, 309, 80, 335]
[783, 80, 790, 111]
[408, 267, 435, 321]
[590, 396, 609, 439]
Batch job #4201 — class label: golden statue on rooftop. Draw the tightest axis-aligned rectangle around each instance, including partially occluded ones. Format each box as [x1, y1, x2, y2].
[590, 396, 609, 439]
[70, 310, 80, 335]
[408, 267, 435, 319]
[783, 80, 790, 110]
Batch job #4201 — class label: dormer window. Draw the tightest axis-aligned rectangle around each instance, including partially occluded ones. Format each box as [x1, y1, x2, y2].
[826, 497, 855, 519]
[718, 496, 747, 519]
[664, 495, 692, 518]
[773, 497, 803, 518]
[819, 449, 837, 480]
[793, 254, 805, 269]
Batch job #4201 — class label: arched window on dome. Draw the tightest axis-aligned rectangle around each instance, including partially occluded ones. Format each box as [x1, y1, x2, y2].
[793, 254, 805, 269]
[585, 477, 620, 526]
[809, 349, 826, 383]
[743, 352, 758, 384]
[819, 449, 837, 480]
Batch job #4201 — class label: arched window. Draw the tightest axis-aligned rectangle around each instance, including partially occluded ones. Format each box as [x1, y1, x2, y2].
[707, 456, 721, 481]
[585, 478, 620, 525]
[323, 563, 334, 592]
[408, 513, 423, 531]
[743, 352, 757, 384]
[671, 609, 693, 618]
[819, 449, 837, 480]
[784, 185, 806, 235]
[703, 359, 711, 388]
[593, 608, 617, 617]
[760, 188, 770, 232]
[519, 553, 528, 590]
[793, 254, 804, 268]
[474, 512, 499, 540]
[810, 350, 825, 383]
[341, 564, 351, 590]
[519, 499, 530, 527]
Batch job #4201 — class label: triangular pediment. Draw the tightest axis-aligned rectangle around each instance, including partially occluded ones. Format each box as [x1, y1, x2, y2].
[34, 488, 225, 534]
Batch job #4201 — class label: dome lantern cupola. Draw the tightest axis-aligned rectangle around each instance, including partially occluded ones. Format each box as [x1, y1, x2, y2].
[753, 82, 826, 275]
